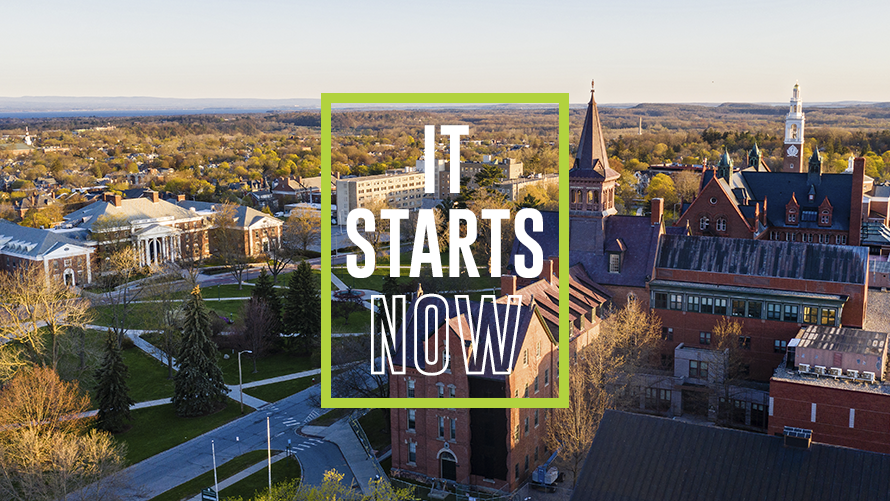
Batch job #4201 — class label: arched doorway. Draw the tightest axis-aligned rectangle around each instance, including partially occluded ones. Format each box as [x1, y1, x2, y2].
[63, 268, 75, 287]
[439, 450, 456, 481]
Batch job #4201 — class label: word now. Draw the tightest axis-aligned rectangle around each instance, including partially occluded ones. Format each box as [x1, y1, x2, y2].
[371, 294, 522, 376]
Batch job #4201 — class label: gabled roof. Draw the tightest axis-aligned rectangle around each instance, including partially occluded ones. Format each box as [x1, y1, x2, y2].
[657, 234, 868, 284]
[0, 220, 92, 258]
[176, 201, 282, 228]
[571, 410, 890, 501]
[64, 198, 199, 231]
[738, 171, 853, 231]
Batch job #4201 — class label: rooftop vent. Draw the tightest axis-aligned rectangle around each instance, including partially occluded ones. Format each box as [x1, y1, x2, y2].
[783, 426, 812, 449]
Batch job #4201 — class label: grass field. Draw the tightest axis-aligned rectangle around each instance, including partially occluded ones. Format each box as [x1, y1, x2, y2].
[358, 409, 390, 452]
[217, 351, 315, 386]
[220, 454, 302, 501]
[116, 401, 248, 465]
[244, 376, 316, 403]
[150, 450, 270, 501]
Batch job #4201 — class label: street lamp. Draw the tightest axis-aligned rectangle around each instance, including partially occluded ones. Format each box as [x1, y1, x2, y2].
[238, 350, 253, 414]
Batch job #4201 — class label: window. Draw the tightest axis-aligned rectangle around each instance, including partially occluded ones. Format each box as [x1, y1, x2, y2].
[438, 416, 445, 438]
[534, 376, 539, 393]
[767, 303, 782, 320]
[524, 417, 529, 434]
[786, 232, 795, 241]
[645, 388, 671, 412]
[774, 340, 787, 353]
[821, 308, 836, 326]
[821, 214, 829, 224]
[687, 295, 700, 312]
[523, 349, 529, 367]
[714, 298, 728, 315]
[788, 212, 797, 223]
[689, 360, 709, 380]
[450, 419, 456, 440]
[514, 425, 520, 442]
[784, 304, 799, 322]
[525, 455, 529, 471]
[535, 446, 539, 462]
[700, 216, 709, 231]
[701, 297, 714, 314]
[443, 350, 450, 372]
[407, 379, 415, 398]
[437, 384, 444, 398]
[716, 217, 726, 232]
[609, 253, 620, 273]
[536, 341, 541, 357]
[669, 293, 683, 310]
[803, 306, 819, 324]
[534, 410, 539, 427]
[661, 327, 673, 341]
[751, 403, 767, 429]
[739, 336, 751, 349]
[408, 442, 416, 463]
[515, 464, 520, 480]
[654, 292, 668, 309]
[731, 299, 746, 317]
[449, 386, 456, 398]
[695, 331, 710, 345]
[837, 235, 847, 245]
[544, 369, 550, 386]
[408, 409, 415, 431]
[747, 301, 762, 319]
[524, 383, 529, 398]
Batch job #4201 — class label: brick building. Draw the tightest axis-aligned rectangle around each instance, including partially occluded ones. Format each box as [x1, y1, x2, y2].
[335, 171, 426, 225]
[0, 219, 94, 286]
[389, 293, 557, 492]
[769, 325, 890, 454]
[177, 200, 283, 257]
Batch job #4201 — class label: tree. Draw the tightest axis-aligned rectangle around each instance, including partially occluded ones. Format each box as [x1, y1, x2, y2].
[94, 330, 135, 433]
[0, 366, 128, 501]
[467, 190, 514, 275]
[282, 260, 320, 355]
[251, 269, 282, 336]
[234, 298, 274, 373]
[224, 469, 414, 501]
[473, 162, 505, 192]
[284, 208, 321, 257]
[172, 286, 229, 417]
[711, 316, 749, 424]
[98, 246, 148, 349]
[212, 202, 250, 289]
[672, 170, 700, 203]
[645, 173, 679, 207]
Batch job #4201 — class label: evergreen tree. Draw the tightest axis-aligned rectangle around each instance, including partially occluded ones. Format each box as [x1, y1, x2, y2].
[251, 269, 282, 336]
[172, 286, 229, 417]
[282, 260, 320, 355]
[94, 329, 135, 433]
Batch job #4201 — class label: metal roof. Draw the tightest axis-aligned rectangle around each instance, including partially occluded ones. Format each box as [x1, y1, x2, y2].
[794, 324, 888, 356]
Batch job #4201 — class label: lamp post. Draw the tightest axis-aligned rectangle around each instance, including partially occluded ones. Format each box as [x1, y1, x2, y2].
[238, 350, 252, 414]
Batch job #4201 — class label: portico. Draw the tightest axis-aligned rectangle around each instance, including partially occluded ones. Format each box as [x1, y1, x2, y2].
[134, 224, 180, 267]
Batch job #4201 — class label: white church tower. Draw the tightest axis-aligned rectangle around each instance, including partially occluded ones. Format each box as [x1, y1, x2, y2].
[782, 83, 805, 173]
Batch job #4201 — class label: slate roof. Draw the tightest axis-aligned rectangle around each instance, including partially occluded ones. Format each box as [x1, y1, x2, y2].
[571, 410, 890, 501]
[572, 84, 619, 180]
[0, 220, 92, 258]
[738, 171, 853, 231]
[64, 198, 199, 231]
[176, 201, 282, 228]
[657, 234, 868, 284]
[391, 296, 536, 380]
[862, 221, 890, 246]
[794, 324, 888, 356]
[511, 211, 662, 288]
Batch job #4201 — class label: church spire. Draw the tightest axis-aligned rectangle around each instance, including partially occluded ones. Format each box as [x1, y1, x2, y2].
[717, 149, 733, 183]
[748, 142, 762, 170]
[783, 82, 806, 173]
[575, 80, 611, 174]
[808, 145, 823, 187]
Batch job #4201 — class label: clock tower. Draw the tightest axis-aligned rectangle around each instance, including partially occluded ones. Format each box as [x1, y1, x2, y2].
[782, 83, 805, 173]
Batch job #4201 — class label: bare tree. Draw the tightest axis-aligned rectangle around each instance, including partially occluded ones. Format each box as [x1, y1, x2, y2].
[712, 316, 749, 424]
[211, 202, 250, 289]
[142, 270, 186, 378]
[234, 298, 274, 373]
[285, 208, 321, 257]
[0, 367, 127, 501]
[672, 170, 700, 204]
[99, 246, 147, 348]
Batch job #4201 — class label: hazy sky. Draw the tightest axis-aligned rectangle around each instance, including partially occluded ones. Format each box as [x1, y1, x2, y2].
[5, 0, 888, 103]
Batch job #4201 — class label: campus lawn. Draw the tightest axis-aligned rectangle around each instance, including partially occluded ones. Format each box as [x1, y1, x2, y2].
[217, 351, 316, 386]
[118, 346, 175, 402]
[116, 401, 247, 465]
[151, 450, 269, 501]
[243, 376, 316, 403]
[358, 408, 390, 452]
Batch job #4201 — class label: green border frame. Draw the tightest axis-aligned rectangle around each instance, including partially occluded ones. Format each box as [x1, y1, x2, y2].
[321, 93, 569, 409]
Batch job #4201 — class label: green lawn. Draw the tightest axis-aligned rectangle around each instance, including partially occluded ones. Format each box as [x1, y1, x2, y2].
[358, 409, 390, 451]
[221, 454, 302, 501]
[116, 401, 248, 465]
[309, 407, 349, 427]
[201, 283, 259, 299]
[151, 450, 270, 501]
[331, 268, 498, 295]
[119, 346, 174, 402]
[217, 351, 316, 386]
[331, 306, 372, 333]
[244, 376, 316, 403]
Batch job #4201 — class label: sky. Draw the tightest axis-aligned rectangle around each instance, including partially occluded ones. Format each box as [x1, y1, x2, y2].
[4, 0, 889, 104]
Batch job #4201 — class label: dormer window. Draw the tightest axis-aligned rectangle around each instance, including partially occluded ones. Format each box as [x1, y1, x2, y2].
[715, 217, 726, 232]
[788, 211, 796, 223]
[609, 253, 620, 273]
[699, 216, 709, 231]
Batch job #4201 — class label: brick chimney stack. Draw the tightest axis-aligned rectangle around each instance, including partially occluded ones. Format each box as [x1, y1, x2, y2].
[651, 197, 664, 226]
[501, 275, 517, 296]
[539, 259, 554, 285]
[113, 194, 122, 207]
[850, 158, 865, 246]
[149, 190, 159, 203]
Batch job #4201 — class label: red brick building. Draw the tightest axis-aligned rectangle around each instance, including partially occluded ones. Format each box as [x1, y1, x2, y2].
[0, 219, 94, 286]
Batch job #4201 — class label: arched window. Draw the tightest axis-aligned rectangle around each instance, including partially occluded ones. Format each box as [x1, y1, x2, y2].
[699, 216, 709, 231]
[715, 217, 726, 232]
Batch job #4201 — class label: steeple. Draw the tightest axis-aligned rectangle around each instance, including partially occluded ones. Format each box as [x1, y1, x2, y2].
[808, 146, 822, 187]
[748, 142, 762, 170]
[717, 149, 733, 183]
[783, 82, 806, 173]
[574, 80, 611, 174]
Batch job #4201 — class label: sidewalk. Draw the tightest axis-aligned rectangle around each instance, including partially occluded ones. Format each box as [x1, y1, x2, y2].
[302, 419, 382, 495]
[186, 451, 290, 501]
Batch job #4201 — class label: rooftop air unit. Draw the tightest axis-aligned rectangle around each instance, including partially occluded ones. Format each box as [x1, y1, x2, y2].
[862, 371, 876, 383]
[847, 369, 859, 379]
[828, 367, 843, 377]
[798, 363, 811, 373]
[813, 366, 827, 375]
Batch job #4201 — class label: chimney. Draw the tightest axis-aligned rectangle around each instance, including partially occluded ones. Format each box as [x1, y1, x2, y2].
[651, 197, 664, 226]
[149, 190, 159, 203]
[539, 259, 554, 285]
[761, 197, 768, 226]
[850, 158, 865, 246]
[550, 257, 560, 278]
[783, 426, 812, 449]
[176, 194, 186, 202]
[113, 194, 122, 207]
[501, 275, 517, 296]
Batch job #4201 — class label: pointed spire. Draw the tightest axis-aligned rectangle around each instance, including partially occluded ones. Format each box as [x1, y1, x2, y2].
[748, 142, 762, 169]
[717, 149, 733, 183]
[574, 79, 611, 174]
[808, 147, 822, 172]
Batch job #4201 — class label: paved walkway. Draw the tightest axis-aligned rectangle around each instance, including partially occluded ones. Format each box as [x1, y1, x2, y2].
[186, 451, 290, 501]
[303, 420, 383, 495]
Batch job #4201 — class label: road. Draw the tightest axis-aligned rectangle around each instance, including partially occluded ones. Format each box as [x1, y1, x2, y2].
[118, 386, 354, 499]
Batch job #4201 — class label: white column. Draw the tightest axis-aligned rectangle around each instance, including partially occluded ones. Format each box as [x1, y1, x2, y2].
[162, 236, 168, 262]
[86, 253, 92, 284]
